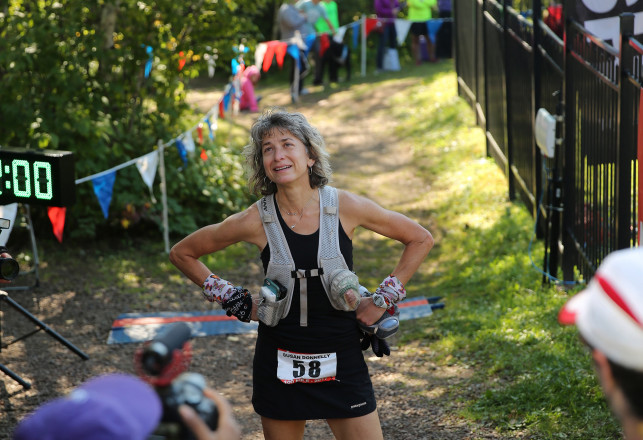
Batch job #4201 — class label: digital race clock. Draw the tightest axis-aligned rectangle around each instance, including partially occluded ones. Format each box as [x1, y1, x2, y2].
[0, 147, 76, 207]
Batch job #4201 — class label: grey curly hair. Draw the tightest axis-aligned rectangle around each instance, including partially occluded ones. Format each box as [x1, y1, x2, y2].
[243, 107, 332, 196]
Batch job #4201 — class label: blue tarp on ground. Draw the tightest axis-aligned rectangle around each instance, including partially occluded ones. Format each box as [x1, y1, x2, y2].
[107, 296, 440, 344]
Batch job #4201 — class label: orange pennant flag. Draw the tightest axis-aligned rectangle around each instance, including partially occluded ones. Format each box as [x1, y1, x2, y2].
[320, 34, 330, 57]
[200, 148, 208, 161]
[178, 51, 186, 71]
[47, 206, 66, 243]
[262, 41, 280, 72]
[197, 124, 204, 145]
[275, 42, 288, 68]
[365, 18, 380, 37]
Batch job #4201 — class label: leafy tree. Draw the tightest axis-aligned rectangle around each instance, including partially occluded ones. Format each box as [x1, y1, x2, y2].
[0, 0, 269, 240]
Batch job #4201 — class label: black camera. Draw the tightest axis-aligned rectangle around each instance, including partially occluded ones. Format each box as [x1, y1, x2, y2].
[136, 322, 219, 440]
[0, 218, 19, 281]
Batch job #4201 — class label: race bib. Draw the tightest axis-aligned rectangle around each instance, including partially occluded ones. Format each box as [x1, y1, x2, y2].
[276, 349, 337, 384]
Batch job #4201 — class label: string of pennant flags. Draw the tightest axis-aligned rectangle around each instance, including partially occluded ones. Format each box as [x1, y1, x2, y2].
[17, 15, 450, 250]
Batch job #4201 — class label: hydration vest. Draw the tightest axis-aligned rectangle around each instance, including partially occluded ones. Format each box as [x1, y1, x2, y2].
[257, 185, 353, 327]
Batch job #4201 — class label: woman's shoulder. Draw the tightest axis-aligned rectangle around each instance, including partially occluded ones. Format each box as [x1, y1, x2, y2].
[239, 200, 263, 223]
[220, 201, 263, 232]
[221, 201, 266, 248]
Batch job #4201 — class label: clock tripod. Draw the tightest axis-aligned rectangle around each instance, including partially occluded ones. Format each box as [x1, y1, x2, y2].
[0, 208, 88, 389]
[0, 290, 89, 389]
[2, 204, 40, 291]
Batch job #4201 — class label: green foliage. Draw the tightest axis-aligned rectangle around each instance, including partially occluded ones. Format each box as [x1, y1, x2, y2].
[0, 0, 268, 240]
[163, 130, 254, 237]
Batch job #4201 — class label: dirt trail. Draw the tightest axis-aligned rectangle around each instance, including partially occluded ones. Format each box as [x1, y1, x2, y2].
[0, 77, 508, 439]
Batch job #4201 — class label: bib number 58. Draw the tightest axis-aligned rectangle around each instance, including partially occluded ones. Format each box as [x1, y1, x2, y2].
[277, 349, 337, 384]
[293, 359, 321, 378]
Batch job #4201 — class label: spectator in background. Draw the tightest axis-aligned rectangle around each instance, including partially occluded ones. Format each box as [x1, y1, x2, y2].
[407, 0, 437, 64]
[313, 0, 341, 85]
[435, 0, 452, 59]
[374, 0, 399, 72]
[437, 0, 451, 18]
[12, 373, 241, 440]
[296, 0, 336, 91]
[278, 0, 308, 102]
[559, 247, 643, 440]
[314, 0, 350, 85]
[240, 65, 262, 113]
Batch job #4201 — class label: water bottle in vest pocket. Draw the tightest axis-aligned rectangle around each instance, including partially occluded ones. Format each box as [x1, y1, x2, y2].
[328, 268, 361, 311]
[258, 278, 289, 326]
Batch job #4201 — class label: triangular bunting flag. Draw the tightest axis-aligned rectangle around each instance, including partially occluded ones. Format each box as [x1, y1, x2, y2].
[427, 19, 443, 44]
[334, 26, 347, 44]
[365, 18, 380, 37]
[200, 148, 208, 161]
[178, 51, 186, 71]
[144, 45, 153, 78]
[303, 35, 316, 56]
[262, 41, 279, 72]
[395, 19, 412, 46]
[92, 171, 117, 219]
[175, 139, 188, 167]
[197, 124, 204, 145]
[255, 43, 268, 70]
[183, 130, 195, 153]
[205, 117, 214, 140]
[287, 44, 300, 62]
[231, 58, 241, 75]
[275, 42, 289, 68]
[351, 22, 360, 48]
[135, 150, 159, 192]
[219, 100, 225, 119]
[47, 206, 66, 243]
[319, 34, 330, 57]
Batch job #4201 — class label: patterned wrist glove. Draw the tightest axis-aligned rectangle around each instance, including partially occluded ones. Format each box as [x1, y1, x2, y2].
[374, 275, 407, 309]
[221, 287, 253, 322]
[201, 274, 236, 304]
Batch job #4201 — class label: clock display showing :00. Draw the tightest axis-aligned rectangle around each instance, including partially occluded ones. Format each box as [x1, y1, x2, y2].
[1, 159, 54, 201]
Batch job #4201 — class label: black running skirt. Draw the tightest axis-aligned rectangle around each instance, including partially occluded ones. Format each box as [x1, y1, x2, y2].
[251, 328, 377, 420]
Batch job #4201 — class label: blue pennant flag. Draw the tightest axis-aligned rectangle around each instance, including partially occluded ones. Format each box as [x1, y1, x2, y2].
[304, 34, 316, 56]
[287, 44, 300, 61]
[223, 92, 231, 111]
[231, 58, 241, 75]
[92, 171, 116, 219]
[352, 22, 359, 48]
[205, 117, 215, 140]
[175, 139, 188, 167]
[144, 45, 153, 78]
[427, 19, 443, 44]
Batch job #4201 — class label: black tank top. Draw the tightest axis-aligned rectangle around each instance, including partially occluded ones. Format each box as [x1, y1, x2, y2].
[259, 198, 358, 352]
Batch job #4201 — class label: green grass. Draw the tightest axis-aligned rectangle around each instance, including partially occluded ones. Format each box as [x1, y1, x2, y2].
[385, 62, 620, 439]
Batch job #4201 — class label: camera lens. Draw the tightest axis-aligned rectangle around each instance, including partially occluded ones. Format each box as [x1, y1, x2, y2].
[0, 257, 19, 280]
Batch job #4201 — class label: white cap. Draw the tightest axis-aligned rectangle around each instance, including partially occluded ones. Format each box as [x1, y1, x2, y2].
[558, 247, 643, 372]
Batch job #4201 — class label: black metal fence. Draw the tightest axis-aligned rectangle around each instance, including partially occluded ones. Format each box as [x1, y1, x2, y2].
[453, 0, 641, 282]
